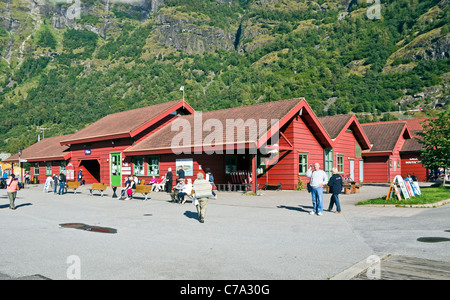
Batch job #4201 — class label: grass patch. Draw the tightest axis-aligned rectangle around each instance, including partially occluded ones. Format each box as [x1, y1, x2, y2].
[356, 186, 450, 206]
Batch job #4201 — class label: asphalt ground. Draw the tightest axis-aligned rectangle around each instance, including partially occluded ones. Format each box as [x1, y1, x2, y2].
[0, 183, 449, 280]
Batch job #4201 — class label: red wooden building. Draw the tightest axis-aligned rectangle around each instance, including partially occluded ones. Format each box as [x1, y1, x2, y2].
[59, 100, 195, 186]
[318, 115, 371, 181]
[124, 98, 333, 191]
[361, 122, 412, 183]
[5, 100, 195, 185]
[7, 97, 430, 190]
[5, 134, 72, 183]
[366, 118, 429, 181]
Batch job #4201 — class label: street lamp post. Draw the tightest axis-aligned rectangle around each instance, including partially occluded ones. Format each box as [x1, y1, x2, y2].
[17, 148, 22, 184]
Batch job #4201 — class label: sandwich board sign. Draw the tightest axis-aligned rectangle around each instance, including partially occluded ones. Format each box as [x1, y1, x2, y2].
[393, 175, 410, 200]
[404, 180, 414, 197]
[405, 176, 421, 196]
[386, 183, 402, 201]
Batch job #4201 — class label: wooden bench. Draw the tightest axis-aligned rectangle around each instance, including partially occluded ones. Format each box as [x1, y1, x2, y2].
[261, 183, 282, 191]
[66, 181, 80, 194]
[217, 183, 250, 192]
[133, 185, 152, 200]
[89, 183, 108, 197]
[343, 182, 361, 194]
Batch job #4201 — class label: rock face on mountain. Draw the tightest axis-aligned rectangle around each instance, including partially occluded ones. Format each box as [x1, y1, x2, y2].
[0, 0, 448, 153]
[154, 8, 236, 54]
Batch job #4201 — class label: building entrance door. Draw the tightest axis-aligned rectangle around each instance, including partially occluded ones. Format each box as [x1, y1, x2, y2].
[110, 153, 121, 186]
[350, 159, 355, 181]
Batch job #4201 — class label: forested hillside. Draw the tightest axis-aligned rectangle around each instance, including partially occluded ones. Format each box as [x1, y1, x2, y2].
[0, 0, 448, 153]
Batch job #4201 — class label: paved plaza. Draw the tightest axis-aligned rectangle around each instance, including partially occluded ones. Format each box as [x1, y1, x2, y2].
[1, 183, 449, 280]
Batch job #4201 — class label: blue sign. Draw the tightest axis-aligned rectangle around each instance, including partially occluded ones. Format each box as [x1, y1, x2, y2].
[85, 149, 91, 155]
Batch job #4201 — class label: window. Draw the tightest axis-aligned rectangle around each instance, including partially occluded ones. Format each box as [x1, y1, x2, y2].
[46, 162, 52, 176]
[325, 148, 333, 179]
[133, 157, 145, 175]
[257, 156, 266, 175]
[298, 153, 308, 175]
[34, 163, 40, 175]
[355, 142, 362, 157]
[147, 156, 159, 176]
[225, 155, 237, 174]
[337, 155, 344, 173]
[60, 161, 66, 173]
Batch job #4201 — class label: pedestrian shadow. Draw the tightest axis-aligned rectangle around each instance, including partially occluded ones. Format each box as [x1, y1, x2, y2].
[184, 211, 198, 220]
[0, 203, 32, 209]
[277, 205, 312, 214]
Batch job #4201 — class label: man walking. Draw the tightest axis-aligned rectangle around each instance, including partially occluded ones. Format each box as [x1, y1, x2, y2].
[306, 163, 328, 216]
[58, 171, 66, 195]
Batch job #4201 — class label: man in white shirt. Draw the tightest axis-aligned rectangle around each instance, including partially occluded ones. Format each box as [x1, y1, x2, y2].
[305, 163, 328, 216]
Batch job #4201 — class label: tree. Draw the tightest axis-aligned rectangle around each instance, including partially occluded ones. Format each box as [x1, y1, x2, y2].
[417, 109, 450, 185]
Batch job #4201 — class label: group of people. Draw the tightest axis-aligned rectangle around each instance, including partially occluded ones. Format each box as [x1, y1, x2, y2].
[163, 166, 217, 223]
[43, 172, 68, 195]
[306, 162, 343, 216]
[117, 166, 216, 223]
[6, 161, 342, 220]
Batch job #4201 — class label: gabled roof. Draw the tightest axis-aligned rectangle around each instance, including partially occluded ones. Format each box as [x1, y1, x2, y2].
[401, 118, 429, 134]
[5, 134, 72, 163]
[361, 122, 412, 155]
[361, 118, 430, 153]
[124, 98, 333, 155]
[318, 114, 371, 150]
[364, 118, 429, 136]
[61, 100, 195, 145]
[401, 136, 424, 153]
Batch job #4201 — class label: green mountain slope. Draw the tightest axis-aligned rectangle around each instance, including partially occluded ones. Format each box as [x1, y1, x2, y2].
[0, 0, 448, 153]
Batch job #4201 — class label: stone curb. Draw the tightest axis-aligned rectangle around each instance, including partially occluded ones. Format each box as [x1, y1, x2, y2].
[358, 198, 450, 209]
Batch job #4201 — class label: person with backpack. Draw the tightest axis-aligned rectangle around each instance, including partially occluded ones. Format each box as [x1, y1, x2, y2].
[58, 171, 66, 195]
[6, 174, 19, 210]
[205, 168, 217, 199]
[52, 173, 59, 194]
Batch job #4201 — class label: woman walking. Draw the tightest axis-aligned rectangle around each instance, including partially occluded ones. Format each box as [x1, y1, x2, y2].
[6, 174, 19, 210]
[327, 168, 343, 213]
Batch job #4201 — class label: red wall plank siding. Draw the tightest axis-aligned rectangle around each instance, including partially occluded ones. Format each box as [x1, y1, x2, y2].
[294, 115, 326, 189]
[363, 156, 389, 183]
[31, 161, 63, 184]
[333, 130, 363, 181]
[68, 115, 178, 185]
[257, 115, 325, 190]
[401, 153, 428, 182]
[70, 139, 130, 185]
[389, 135, 405, 181]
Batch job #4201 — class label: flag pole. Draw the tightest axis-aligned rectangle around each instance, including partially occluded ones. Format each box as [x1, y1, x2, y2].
[180, 86, 185, 108]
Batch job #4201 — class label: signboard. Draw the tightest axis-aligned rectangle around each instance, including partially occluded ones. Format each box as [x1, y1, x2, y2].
[176, 158, 193, 177]
[405, 158, 421, 164]
[404, 180, 414, 197]
[386, 183, 401, 201]
[66, 162, 75, 181]
[393, 175, 410, 200]
[405, 177, 421, 196]
[85, 149, 91, 155]
[122, 166, 131, 176]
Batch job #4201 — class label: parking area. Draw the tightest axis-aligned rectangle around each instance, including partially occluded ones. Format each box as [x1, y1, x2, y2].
[1, 183, 449, 280]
